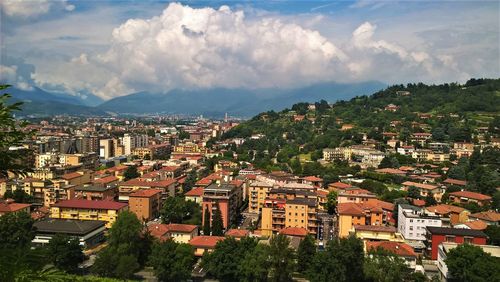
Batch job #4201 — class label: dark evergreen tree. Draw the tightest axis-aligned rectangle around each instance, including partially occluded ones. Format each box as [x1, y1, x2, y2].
[211, 204, 224, 236]
[203, 206, 211, 235]
[297, 235, 316, 273]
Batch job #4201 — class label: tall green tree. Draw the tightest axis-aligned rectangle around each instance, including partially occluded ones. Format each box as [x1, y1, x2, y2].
[0, 85, 32, 178]
[325, 191, 337, 215]
[203, 206, 211, 235]
[445, 244, 500, 282]
[211, 204, 224, 236]
[407, 186, 420, 199]
[297, 235, 316, 273]
[161, 196, 188, 224]
[47, 234, 85, 273]
[268, 234, 295, 282]
[149, 240, 195, 282]
[238, 244, 270, 282]
[0, 211, 35, 249]
[123, 165, 140, 181]
[364, 248, 412, 282]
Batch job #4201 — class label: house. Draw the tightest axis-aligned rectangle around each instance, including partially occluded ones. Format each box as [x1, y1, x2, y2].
[442, 178, 467, 187]
[93, 175, 119, 188]
[50, 199, 128, 228]
[74, 185, 117, 201]
[449, 191, 492, 207]
[118, 178, 177, 201]
[401, 181, 443, 202]
[32, 219, 105, 248]
[185, 187, 204, 204]
[397, 204, 442, 241]
[468, 211, 500, 225]
[327, 181, 352, 192]
[189, 236, 225, 256]
[337, 188, 377, 204]
[148, 223, 198, 244]
[425, 227, 488, 260]
[248, 181, 274, 214]
[366, 241, 417, 269]
[425, 204, 469, 226]
[437, 242, 500, 281]
[225, 229, 250, 239]
[454, 220, 488, 231]
[337, 202, 383, 238]
[128, 189, 162, 221]
[0, 199, 31, 216]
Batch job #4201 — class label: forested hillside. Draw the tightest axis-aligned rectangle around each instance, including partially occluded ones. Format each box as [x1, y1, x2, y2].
[215, 79, 500, 182]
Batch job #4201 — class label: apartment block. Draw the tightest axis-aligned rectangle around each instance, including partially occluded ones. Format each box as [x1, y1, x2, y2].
[397, 204, 442, 241]
[202, 183, 242, 230]
[50, 199, 128, 228]
[128, 189, 162, 221]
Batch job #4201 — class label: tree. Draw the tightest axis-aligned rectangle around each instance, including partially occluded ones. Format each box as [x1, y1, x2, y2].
[364, 248, 412, 282]
[0, 211, 35, 249]
[149, 240, 195, 282]
[407, 186, 420, 199]
[325, 191, 337, 215]
[445, 244, 500, 282]
[92, 211, 150, 278]
[268, 234, 295, 282]
[143, 153, 151, 160]
[47, 234, 85, 273]
[239, 244, 270, 282]
[11, 188, 33, 203]
[203, 206, 211, 235]
[378, 156, 399, 169]
[447, 165, 467, 180]
[307, 235, 364, 282]
[297, 235, 316, 273]
[425, 192, 437, 206]
[0, 86, 32, 178]
[123, 165, 140, 181]
[211, 204, 224, 236]
[484, 225, 500, 246]
[183, 170, 197, 193]
[161, 196, 187, 224]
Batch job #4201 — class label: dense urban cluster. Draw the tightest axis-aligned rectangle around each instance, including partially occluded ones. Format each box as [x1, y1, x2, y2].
[1, 80, 499, 282]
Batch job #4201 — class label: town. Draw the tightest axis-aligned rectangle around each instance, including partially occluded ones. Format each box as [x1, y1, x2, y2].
[1, 79, 499, 281]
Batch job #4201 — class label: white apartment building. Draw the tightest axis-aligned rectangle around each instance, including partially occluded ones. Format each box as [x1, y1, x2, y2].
[123, 134, 149, 155]
[398, 204, 442, 241]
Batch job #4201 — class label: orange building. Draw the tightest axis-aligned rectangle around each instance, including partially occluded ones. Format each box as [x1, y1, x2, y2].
[202, 183, 242, 230]
[128, 189, 162, 221]
[337, 202, 383, 238]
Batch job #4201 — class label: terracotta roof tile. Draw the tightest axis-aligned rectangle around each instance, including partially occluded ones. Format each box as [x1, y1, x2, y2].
[226, 229, 250, 237]
[279, 227, 308, 237]
[450, 191, 492, 201]
[366, 241, 416, 257]
[189, 236, 225, 248]
[185, 187, 204, 197]
[469, 211, 500, 223]
[129, 189, 162, 198]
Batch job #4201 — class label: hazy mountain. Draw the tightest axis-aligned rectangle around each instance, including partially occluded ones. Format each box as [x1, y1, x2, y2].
[98, 81, 386, 117]
[6, 86, 104, 107]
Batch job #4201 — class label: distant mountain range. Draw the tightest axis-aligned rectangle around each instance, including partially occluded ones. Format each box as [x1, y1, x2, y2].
[5, 81, 386, 117]
[98, 81, 386, 117]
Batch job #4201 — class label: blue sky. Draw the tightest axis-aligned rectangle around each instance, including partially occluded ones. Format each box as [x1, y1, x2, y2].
[1, 0, 498, 100]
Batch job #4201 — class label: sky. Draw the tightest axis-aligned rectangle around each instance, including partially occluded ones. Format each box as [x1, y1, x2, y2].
[0, 0, 499, 101]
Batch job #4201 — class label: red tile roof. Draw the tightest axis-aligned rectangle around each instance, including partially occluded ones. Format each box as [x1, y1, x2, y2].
[464, 220, 488, 230]
[53, 199, 128, 210]
[338, 202, 383, 216]
[185, 187, 204, 197]
[303, 176, 323, 182]
[0, 202, 31, 213]
[402, 181, 438, 191]
[279, 227, 308, 237]
[94, 176, 118, 184]
[121, 179, 177, 188]
[161, 166, 180, 172]
[226, 229, 250, 237]
[375, 168, 406, 175]
[165, 223, 198, 233]
[329, 182, 352, 189]
[129, 189, 162, 198]
[449, 191, 492, 201]
[443, 178, 467, 186]
[189, 236, 225, 248]
[366, 241, 416, 257]
[62, 172, 82, 180]
[412, 199, 426, 207]
[148, 223, 170, 238]
[469, 211, 500, 223]
[426, 204, 465, 215]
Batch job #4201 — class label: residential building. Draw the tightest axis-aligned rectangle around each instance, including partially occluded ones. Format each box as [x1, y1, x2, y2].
[202, 183, 242, 230]
[352, 225, 404, 242]
[449, 191, 492, 207]
[32, 219, 105, 248]
[185, 187, 204, 204]
[128, 189, 162, 221]
[366, 241, 418, 269]
[74, 185, 117, 201]
[425, 227, 487, 260]
[248, 181, 274, 213]
[337, 202, 384, 238]
[468, 211, 500, 225]
[118, 179, 177, 201]
[50, 199, 128, 228]
[401, 181, 444, 202]
[147, 223, 198, 244]
[189, 236, 225, 256]
[99, 139, 115, 159]
[0, 199, 31, 216]
[397, 204, 442, 241]
[425, 204, 470, 226]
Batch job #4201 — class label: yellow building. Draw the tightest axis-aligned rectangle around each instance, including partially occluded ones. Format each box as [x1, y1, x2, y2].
[249, 181, 274, 213]
[50, 199, 128, 228]
[337, 202, 384, 238]
[261, 198, 319, 237]
[351, 225, 404, 242]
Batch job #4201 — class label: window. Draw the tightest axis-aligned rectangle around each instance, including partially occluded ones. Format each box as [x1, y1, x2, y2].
[409, 226, 414, 231]
[464, 237, 473, 244]
[446, 235, 455, 242]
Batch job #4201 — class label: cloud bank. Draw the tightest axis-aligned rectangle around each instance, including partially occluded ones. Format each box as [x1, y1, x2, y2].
[3, 2, 498, 100]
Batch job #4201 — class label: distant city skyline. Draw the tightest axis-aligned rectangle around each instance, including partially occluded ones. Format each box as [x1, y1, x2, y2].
[1, 0, 499, 101]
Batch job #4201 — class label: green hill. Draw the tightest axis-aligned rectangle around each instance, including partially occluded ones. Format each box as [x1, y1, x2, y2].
[217, 78, 500, 172]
